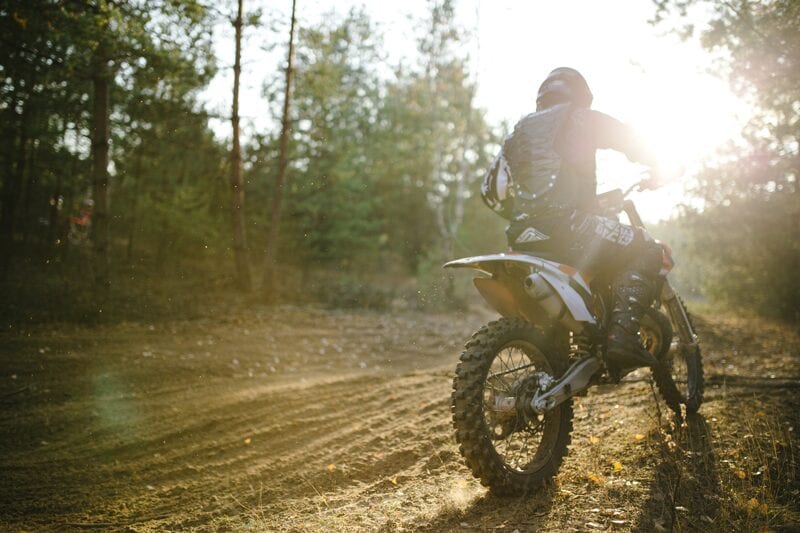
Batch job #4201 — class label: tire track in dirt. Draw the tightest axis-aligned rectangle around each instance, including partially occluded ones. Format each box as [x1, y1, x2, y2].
[3, 310, 797, 531]
[161, 372, 455, 527]
[63, 369, 459, 529]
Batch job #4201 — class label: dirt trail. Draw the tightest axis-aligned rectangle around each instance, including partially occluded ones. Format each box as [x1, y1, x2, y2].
[1, 307, 798, 531]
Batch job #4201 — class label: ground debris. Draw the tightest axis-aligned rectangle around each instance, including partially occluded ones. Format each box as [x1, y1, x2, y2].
[0, 309, 798, 531]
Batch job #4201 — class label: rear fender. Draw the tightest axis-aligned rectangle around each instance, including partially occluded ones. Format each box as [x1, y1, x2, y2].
[444, 253, 596, 325]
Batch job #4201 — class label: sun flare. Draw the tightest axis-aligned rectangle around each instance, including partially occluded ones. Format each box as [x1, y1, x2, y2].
[594, 63, 748, 221]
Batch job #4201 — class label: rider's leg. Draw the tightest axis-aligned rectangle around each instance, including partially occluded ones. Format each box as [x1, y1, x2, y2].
[506, 210, 666, 378]
[605, 245, 663, 379]
[564, 212, 665, 379]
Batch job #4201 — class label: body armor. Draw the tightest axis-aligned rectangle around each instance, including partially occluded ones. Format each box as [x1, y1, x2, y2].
[502, 104, 571, 214]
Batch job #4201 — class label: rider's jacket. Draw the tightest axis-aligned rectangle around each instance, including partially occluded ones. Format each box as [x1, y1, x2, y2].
[503, 104, 655, 219]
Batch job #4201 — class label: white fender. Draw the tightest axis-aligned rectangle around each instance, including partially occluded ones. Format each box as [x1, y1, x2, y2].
[444, 253, 596, 326]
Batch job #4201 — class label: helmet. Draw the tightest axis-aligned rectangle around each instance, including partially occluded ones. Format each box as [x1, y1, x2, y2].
[536, 67, 593, 111]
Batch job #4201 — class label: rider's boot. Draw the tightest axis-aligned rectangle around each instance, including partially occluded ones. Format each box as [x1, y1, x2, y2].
[606, 270, 658, 381]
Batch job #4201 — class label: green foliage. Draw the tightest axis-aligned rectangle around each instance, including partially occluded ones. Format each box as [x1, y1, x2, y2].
[1, 1, 503, 317]
[249, 5, 498, 292]
[653, 0, 800, 321]
[681, 195, 799, 319]
[0, 0, 222, 273]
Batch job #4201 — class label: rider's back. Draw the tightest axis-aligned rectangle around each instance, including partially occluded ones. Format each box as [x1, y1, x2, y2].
[504, 104, 654, 219]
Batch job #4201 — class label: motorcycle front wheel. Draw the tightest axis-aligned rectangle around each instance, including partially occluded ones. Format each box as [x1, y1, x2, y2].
[451, 317, 573, 494]
[642, 306, 704, 415]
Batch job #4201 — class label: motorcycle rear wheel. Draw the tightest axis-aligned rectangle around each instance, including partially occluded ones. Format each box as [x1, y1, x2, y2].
[451, 317, 573, 494]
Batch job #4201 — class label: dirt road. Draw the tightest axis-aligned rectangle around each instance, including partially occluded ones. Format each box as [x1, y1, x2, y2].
[1, 306, 798, 531]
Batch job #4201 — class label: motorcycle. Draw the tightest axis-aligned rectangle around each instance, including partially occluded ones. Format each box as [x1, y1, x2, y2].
[445, 180, 704, 494]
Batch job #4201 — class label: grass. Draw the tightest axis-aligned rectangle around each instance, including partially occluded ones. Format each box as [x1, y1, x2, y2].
[644, 388, 798, 531]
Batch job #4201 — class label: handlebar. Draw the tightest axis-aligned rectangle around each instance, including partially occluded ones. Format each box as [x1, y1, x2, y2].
[595, 174, 654, 224]
[597, 171, 659, 212]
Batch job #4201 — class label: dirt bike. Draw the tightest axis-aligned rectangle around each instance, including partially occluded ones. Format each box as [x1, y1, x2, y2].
[445, 180, 704, 494]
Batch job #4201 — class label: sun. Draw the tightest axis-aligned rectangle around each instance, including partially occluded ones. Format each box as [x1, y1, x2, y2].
[594, 65, 748, 222]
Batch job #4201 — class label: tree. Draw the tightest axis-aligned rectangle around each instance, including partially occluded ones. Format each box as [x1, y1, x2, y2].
[276, 8, 384, 270]
[386, 0, 496, 299]
[262, 0, 297, 298]
[0, 1, 79, 277]
[0, 0, 216, 288]
[652, 0, 800, 319]
[230, 0, 252, 291]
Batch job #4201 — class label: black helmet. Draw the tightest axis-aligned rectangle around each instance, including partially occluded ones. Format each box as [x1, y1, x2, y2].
[536, 67, 593, 111]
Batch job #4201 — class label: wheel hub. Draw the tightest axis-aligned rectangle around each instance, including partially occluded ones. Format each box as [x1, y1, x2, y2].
[487, 373, 547, 440]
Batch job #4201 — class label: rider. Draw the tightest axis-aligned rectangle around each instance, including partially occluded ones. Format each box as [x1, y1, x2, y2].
[484, 67, 669, 380]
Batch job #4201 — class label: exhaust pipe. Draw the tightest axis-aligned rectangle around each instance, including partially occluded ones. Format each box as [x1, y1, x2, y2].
[524, 272, 583, 332]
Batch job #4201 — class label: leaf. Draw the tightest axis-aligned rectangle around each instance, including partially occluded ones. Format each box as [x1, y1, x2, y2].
[587, 473, 605, 485]
[13, 12, 28, 29]
[390, 477, 397, 485]
[735, 469, 746, 479]
[243, 437, 251, 445]
[327, 463, 336, 472]
[745, 497, 759, 513]
[613, 461, 623, 473]
[589, 435, 600, 445]
[634, 433, 646, 441]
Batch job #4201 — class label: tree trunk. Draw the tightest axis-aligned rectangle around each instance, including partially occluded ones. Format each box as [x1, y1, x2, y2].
[228, 0, 252, 291]
[0, 103, 29, 279]
[127, 149, 143, 261]
[262, 0, 297, 299]
[20, 128, 38, 245]
[435, 86, 474, 303]
[91, 40, 111, 289]
[49, 115, 70, 249]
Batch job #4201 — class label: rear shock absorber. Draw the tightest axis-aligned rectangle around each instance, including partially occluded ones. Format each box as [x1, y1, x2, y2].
[569, 331, 593, 363]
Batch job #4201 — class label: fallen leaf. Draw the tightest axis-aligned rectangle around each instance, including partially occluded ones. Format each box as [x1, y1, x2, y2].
[587, 473, 605, 485]
[390, 477, 397, 485]
[634, 434, 646, 441]
[327, 463, 336, 472]
[613, 461, 623, 473]
[735, 469, 746, 479]
[243, 437, 252, 445]
[589, 435, 600, 445]
[745, 498, 759, 513]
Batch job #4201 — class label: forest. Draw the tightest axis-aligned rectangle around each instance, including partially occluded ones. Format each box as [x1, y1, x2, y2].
[1, 0, 798, 531]
[0, 0, 504, 321]
[0, 0, 797, 322]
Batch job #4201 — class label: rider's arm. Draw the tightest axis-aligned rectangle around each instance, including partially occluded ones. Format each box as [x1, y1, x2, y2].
[579, 109, 679, 188]
[582, 109, 659, 167]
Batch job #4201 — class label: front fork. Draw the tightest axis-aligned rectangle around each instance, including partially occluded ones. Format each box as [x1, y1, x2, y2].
[625, 198, 701, 355]
[661, 279, 700, 349]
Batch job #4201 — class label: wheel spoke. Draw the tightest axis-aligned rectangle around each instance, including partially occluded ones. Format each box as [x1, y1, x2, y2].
[480, 340, 556, 472]
[453, 318, 576, 492]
